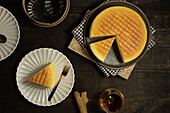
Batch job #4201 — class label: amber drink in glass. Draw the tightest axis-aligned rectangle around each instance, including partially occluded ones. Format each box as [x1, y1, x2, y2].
[99, 88, 125, 113]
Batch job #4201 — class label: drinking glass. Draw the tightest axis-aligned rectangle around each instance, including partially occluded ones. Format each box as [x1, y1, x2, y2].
[99, 88, 125, 113]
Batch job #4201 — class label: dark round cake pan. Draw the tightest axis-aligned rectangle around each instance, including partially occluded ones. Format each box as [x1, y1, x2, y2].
[84, 1, 151, 69]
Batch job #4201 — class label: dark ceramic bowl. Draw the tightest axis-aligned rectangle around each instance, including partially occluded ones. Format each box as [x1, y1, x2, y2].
[22, 0, 70, 27]
[84, 1, 151, 69]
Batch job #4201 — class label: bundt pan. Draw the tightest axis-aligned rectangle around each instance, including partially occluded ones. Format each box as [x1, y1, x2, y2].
[22, 0, 70, 27]
[84, 1, 151, 69]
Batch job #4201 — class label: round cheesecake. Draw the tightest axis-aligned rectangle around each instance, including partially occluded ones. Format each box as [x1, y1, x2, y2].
[89, 6, 147, 63]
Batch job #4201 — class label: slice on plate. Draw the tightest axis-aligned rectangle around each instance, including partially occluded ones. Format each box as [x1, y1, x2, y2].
[28, 62, 56, 88]
[90, 37, 115, 62]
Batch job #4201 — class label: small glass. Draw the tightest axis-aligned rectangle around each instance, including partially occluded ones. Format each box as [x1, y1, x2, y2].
[99, 88, 125, 113]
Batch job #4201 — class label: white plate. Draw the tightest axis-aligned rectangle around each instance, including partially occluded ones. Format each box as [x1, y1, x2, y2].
[0, 6, 20, 61]
[16, 48, 75, 106]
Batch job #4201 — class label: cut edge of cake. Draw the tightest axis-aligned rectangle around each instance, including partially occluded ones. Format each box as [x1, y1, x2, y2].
[116, 36, 147, 63]
[115, 38, 126, 63]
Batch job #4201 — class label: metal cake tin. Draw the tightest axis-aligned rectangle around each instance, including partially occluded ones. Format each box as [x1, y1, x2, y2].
[84, 1, 151, 69]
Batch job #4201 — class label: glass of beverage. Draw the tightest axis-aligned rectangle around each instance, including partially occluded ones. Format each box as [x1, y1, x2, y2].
[99, 88, 125, 113]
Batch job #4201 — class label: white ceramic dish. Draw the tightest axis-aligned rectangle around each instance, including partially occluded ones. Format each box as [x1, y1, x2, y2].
[0, 6, 20, 61]
[16, 48, 75, 106]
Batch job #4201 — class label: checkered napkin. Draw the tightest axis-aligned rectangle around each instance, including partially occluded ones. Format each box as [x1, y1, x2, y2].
[72, 1, 156, 77]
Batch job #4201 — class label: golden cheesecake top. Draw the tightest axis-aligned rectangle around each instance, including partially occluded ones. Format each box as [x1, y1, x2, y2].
[90, 6, 147, 63]
[28, 62, 56, 88]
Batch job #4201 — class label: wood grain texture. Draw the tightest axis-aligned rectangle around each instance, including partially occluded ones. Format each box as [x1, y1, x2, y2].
[0, 0, 169, 113]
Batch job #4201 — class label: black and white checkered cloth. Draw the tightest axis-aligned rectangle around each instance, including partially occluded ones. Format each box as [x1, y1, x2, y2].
[72, 0, 156, 77]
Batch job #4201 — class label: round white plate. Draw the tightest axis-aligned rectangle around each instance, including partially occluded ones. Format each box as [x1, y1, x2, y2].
[0, 6, 20, 61]
[16, 48, 75, 106]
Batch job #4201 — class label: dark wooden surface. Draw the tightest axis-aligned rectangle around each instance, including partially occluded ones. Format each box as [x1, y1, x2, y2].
[0, 0, 169, 113]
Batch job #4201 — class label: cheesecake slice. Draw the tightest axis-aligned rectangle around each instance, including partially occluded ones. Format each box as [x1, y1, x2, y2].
[28, 62, 56, 88]
[90, 37, 115, 62]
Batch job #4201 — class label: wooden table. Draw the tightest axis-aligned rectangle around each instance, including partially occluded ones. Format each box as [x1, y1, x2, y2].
[0, 0, 169, 113]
